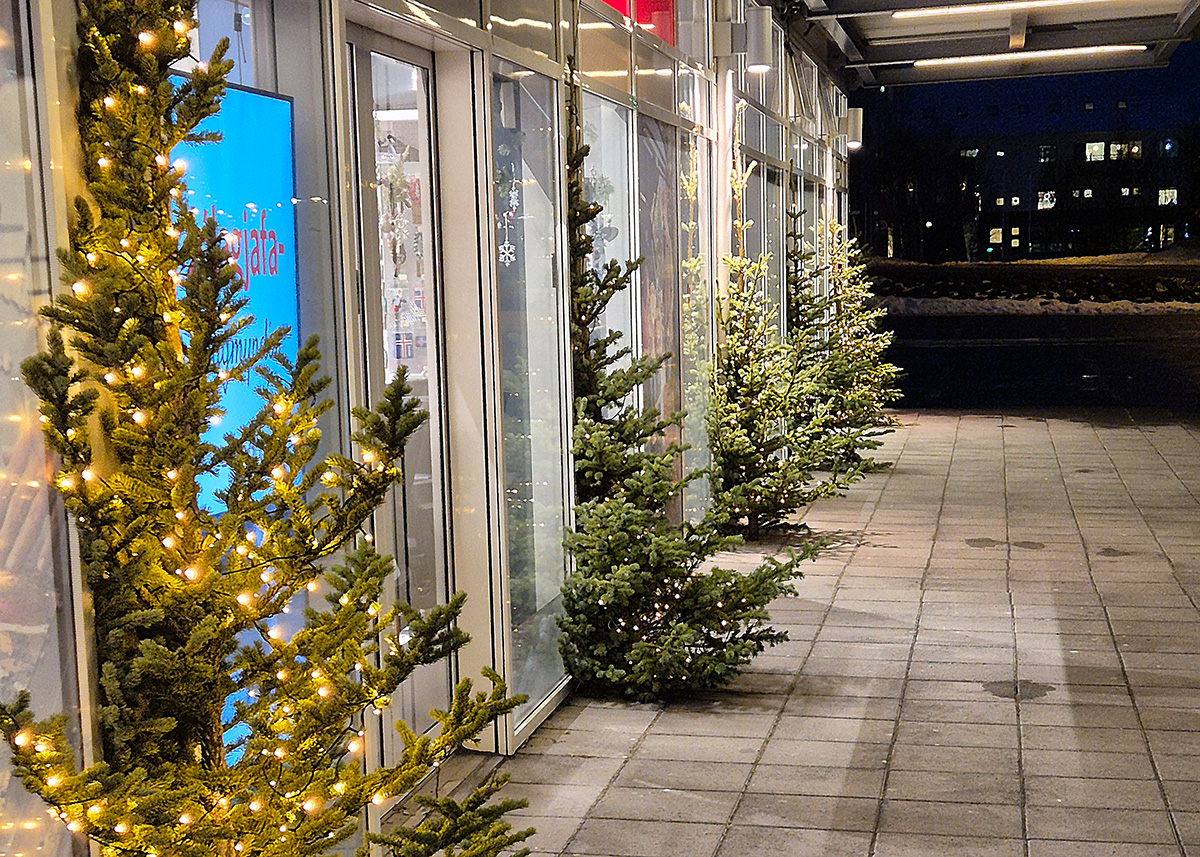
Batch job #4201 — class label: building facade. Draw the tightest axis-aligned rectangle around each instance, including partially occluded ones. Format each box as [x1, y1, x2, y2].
[0, 0, 849, 853]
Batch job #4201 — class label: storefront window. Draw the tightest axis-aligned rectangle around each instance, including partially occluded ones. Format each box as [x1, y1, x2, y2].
[765, 166, 785, 327]
[634, 39, 675, 109]
[680, 132, 712, 519]
[582, 92, 635, 359]
[0, 3, 79, 856]
[637, 114, 681, 469]
[492, 60, 568, 724]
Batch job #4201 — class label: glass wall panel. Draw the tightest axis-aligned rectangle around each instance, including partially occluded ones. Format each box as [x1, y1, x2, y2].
[637, 114, 681, 470]
[765, 165, 785, 327]
[360, 48, 451, 735]
[491, 0, 558, 59]
[680, 132, 712, 519]
[195, 0, 276, 87]
[743, 160, 764, 261]
[678, 64, 708, 126]
[634, 39, 675, 109]
[581, 92, 635, 357]
[418, 0, 482, 27]
[492, 60, 568, 723]
[675, 0, 707, 62]
[0, 3, 78, 856]
[636, 0, 676, 45]
[579, 6, 632, 94]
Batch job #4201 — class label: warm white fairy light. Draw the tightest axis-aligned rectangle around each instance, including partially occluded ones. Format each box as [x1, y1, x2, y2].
[103, 372, 118, 385]
[275, 669, 288, 680]
[81, 468, 96, 482]
[173, 20, 189, 33]
[131, 365, 146, 380]
[137, 31, 154, 45]
[236, 592, 253, 606]
[346, 737, 362, 753]
[13, 730, 31, 747]
[178, 812, 192, 825]
[102, 96, 116, 109]
[236, 543, 249, 556]
[271, 465, 286, 480]
[183, 566, 199, 582]
[302, 797, 321, 814]
[371, 792, 386, 805]
[131, 410, 148, 426]
[268, 627, 283, 640]
[97, 157, 111, 169]
[113, 821, 129, 835]
[249, 799, 263, 812]
[72, 280, 89, 296]
[317, 685, 332, 698]
[67, 820, 82, 832]
[45, 774, 62, 788]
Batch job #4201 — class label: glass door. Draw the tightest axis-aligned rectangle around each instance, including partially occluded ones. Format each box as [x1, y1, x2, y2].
[347, 29, 452, 746]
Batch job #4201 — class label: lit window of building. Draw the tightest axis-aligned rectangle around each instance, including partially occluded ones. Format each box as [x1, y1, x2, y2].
[1085, 142, 1105, 161]
[1109, 141, 1142, 160]
[1037, 191, 1056, 210]
[960, 148, 979, 158]
[996, 197, 1005, 206]
[1160, 188, 1179, 206]
[1083, 188, 1093, 198]
[989, 228, 1003, 244]
[1038, 145, 1057, 163]
[1011, 196, 1020, 206]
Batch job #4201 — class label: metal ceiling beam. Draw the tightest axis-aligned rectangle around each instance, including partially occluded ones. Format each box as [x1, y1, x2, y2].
[870, 50, 1162, 84]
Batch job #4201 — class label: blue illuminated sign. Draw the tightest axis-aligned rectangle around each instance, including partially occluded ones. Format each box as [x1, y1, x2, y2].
[173, 80, 298, 508]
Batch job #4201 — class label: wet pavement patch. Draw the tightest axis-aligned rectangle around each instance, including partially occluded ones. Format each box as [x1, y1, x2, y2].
[966, 538, 1003, 548]
[982, 679, 1055, 701]
[1099, 547, 1134, 557]
[1012, 541, 1045, 550]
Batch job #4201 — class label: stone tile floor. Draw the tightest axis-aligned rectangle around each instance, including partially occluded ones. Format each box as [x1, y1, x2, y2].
[494, 409, 1200, 857]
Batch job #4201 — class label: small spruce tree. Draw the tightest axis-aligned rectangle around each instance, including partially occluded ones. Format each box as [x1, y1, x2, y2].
[709, 109, 841, 539]
[787, 216, 900, 471]
[559, 81, 799, 702]
[0, 2, 530, 857]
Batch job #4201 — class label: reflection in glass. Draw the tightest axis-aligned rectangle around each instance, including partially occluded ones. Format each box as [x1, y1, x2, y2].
[636, 0, 676, 45]
[581, 92, 633, 366]
[637, 114, 682, 505]
[0, 4, 77, 857]
[680, 133, 712, 520]
[492, 60, 568, 723]
[634, 39, 674, 109]
[366, 52, 449, 733]
[490, 0, 557, 59]
[195, 0, 275, 87]
[765, 165, 785, 328]
[579, 6, 631, 94]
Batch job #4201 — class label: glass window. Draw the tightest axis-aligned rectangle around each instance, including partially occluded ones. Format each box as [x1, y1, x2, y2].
[194, 0, 276, 87]
[0, 3, 79, 856]
[491, 0, 558, 59]
[1038, 144, 1056, 163]
[357, 48, 451, 735]
[634, 38, 674, 108]
[678, 64, 709, 126]
[765, 166, 785, 326]
[491, 60, 568, 723]
[679, 132, 711, 520]
[637, 114, 681, 452]
[1085, 141, 1105, 161]
[989, 228, 1003, 244]
[636, 0, 676, 45]
[581, 92, 634, 357]
[1037, 191, 1056, 210]
[1110, 141, 1142, 160]
[579, 6, 632, 93]
[1160, 188, 1178, 206]
[675, 0, 707, 61]
[417, 0, 482, 26]
[593, 0, 630, 16]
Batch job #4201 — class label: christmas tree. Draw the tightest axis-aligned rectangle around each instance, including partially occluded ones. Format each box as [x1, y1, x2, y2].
[559, 80, 800, 702]
[708, 105, 843, 539]
[786, 215, 900, 472]
[1, 2, 530, 856]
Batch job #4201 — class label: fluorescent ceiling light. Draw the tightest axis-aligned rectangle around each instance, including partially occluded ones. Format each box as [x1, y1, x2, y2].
[895, 0, 1125, 19]
[373, 109, 419, 122]
[914, 44, 1147, 67]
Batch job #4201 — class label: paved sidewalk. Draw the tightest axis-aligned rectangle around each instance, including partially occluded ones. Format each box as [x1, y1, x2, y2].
[496, 409, 1200, 857]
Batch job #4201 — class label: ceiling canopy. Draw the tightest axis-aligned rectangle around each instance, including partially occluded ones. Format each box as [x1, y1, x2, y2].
[796, 0, 1200, 86]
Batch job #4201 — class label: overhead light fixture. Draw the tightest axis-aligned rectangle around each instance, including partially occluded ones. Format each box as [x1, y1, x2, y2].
[894, 0, 1125, 19]
[746, 5, 773, 74]
[914, 44, 1147, 67]
[714, 3, 774, 74]
[842, 107, 864, 150]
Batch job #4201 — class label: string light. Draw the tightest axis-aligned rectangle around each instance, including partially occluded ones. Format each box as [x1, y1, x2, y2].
[103, 372, 118, 385]
[371, 793, 387, 805]
[302, 798, 321, 814]
[131, 410, 148, 426]
[113, 822, 129, 835]
[306, 579, 319, 592]
[236, 592, 253, 606]
[45, 774, 62, 788]
[81, 468, 96, 482]
[165, 469, 179, 480]
[102, 96, 116, 109]
[97, 157, 111, 169]
[249, 799, 263, 812]
[173, 20, 189, 33]
[178, 812, 192, 825]
[183, 566, 199, 582]
[131, 365, 146, 380]
[13, 731, 31, 747]
[346, 737, 362, 753]
[137, 31, 154, 46]
[71, 280, 89, 296]
[271, 465, 286, 480]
